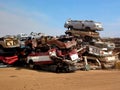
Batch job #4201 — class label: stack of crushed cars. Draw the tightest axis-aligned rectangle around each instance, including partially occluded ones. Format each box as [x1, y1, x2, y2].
[0, 35, 19, 67]
[64, 19, 119, 70]
[0, 19, 119, 72]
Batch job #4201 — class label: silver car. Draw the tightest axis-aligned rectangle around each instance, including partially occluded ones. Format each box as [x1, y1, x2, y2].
[64, 19, 103, 31]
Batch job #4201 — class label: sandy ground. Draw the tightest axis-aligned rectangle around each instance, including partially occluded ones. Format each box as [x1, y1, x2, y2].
[0, 67, 120, 90]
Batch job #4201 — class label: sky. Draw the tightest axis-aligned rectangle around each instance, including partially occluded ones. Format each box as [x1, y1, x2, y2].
[0, 0, 120, 37]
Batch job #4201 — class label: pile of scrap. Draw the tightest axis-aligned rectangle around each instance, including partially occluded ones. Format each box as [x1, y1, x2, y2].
[64, 19, 119, 70]
[0, 19, 120, 72]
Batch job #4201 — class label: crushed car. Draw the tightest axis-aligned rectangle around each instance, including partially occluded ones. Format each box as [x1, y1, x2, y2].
[0, 35, 20, 65]
[64, 19, 103, 31]
[18, 35, 80, 72]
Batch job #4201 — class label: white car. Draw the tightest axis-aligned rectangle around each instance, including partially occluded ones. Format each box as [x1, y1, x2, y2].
[64, 19, 103, 31]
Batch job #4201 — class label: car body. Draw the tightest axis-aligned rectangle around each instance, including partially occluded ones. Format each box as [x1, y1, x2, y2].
[0, 55, 18, 65]
[64, 19, 103, 31]
[65, 30, 100, 38]
[47, 36, 77, 49]
[26, 48, 79, 72]
[27, 48, 79, 65]
[0, 35, 20, 49]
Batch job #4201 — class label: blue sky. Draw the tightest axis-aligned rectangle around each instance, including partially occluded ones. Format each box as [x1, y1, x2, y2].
[0, 0, 120, 37]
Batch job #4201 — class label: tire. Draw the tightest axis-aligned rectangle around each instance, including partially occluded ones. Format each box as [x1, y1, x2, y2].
[29, 60, 34, 69]
[29, 63, 34, 69]
[65, 31, 72, 36]
[34, 65, 41, 70]
[64, 65, 76, 73]
[85, 27, 91, 31]
[64, 65, 69, 72]
[55, 63, 63, 73]
[56, 66, 60, 73]
[67, 32, 72, 36]
[68, 26, 73, 30]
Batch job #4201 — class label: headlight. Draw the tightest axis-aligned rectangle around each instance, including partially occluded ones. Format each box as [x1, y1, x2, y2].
[6, 41, 13, 46]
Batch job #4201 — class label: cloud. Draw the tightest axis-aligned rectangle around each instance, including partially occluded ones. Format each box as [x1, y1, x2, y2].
[0, 4, 64, 37]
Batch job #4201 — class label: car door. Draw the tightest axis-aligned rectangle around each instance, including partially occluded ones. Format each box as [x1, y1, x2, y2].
[72, 21, 82, 29]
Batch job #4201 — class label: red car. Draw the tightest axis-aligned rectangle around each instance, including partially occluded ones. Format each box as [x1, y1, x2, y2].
[26, 48, 79, 72]
[0, 55, 18, 65]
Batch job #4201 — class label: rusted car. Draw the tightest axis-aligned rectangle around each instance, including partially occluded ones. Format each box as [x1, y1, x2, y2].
[0, 35, 20, 65]
[26, 47, 79, 72]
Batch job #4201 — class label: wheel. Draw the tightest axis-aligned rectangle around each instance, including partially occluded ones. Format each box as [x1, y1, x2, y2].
[65, 65, 70, 72]
[64, 65, 76, 72]
[67, 32, 72, 36]
[65, 31, 72, 36]
[68, 26, 73, 30]
[55, 63, 63, 73]
[85, 27, 91, 31]
[29, 63, 34, 69]
[56, 66, 60, 73]
[29, 60, 34, 69]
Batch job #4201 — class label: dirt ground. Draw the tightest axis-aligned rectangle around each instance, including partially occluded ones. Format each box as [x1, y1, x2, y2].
[0, 67, 120, 90]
